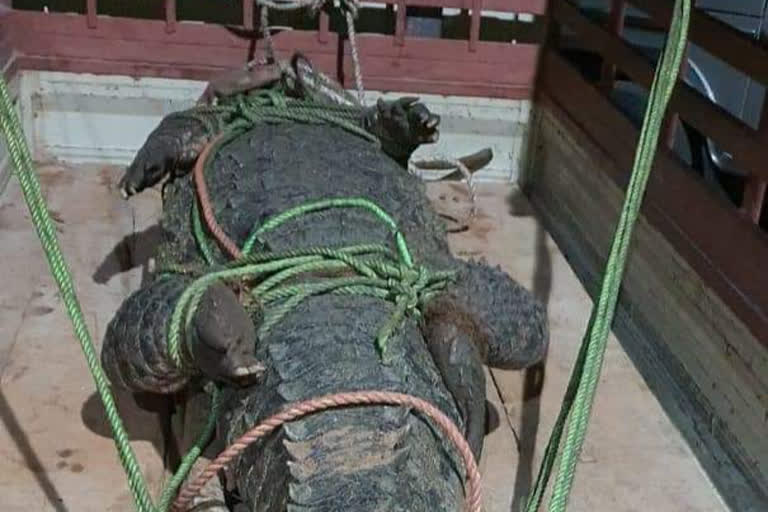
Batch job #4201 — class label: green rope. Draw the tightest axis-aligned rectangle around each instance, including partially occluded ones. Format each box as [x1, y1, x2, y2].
[192, 201, 217, 266]
[167, 196, 454, 371]
[1, 1, 689, 502]
[194, 89, 378, 148]
[0, 69, 155, 512]
[157, 386, 221, 511]
[241, 197, 414, 266]
[0, 61, 385, 512]
[524, 1, 691, 511]
[0, 23, 439, 512]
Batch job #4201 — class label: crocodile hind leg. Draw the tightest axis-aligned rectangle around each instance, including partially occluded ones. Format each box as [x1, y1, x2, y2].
[421, 297, 487, 460]
[421, 259, 549, 458]
[445, 259, 549, 370]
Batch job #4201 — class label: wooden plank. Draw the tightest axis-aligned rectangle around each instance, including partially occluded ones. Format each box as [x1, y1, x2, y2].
[537, 50, 768, 351]
[527, 95, 768, 509]
[340, 35, 538, 97]
[550, 0, 767, 181]
[630, 0, 768, 86]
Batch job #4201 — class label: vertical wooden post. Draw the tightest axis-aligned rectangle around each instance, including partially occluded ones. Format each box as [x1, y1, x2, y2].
[599, 0, 625, 91]
[243, 0, 254, 30]
[318, 11, 330, 44]
[469, 0, 482, 52]
[662, 45, 689, 150]
[165, 0, 177, 34]
[395, 0, 406, 46]
[740, 95, 768, 224]
[86, 0, 97, 29]
[742, 177, 767, 224]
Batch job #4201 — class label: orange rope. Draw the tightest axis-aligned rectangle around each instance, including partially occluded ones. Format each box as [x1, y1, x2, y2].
[184, 136, 483, 512]
[193, 134, 243, 260]
[171, 391, 482, 512]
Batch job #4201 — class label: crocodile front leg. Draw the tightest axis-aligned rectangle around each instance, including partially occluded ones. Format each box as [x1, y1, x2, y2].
[101, 274, 265, 394]
[421, 295, 488, 461]
[119, 108, 230, 198]
[429, 259, 550, 371]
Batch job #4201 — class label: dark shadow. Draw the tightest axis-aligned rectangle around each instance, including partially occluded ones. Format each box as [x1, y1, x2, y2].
[506, 187, 553, 512]
[0, 390, 68, 511]
[485, 399, 501, 436]
[92, 224, 165, 285]
[80, 388, 181, 470]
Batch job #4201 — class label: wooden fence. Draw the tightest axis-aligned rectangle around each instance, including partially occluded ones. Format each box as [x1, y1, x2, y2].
[528, 1, 768, 507]
[2, 0, 546, 98]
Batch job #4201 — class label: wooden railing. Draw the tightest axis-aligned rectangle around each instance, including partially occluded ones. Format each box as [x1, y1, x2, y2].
[537, 0, 768, 349]
[555, 0, 768, 224]
[3, 0, 547, 98]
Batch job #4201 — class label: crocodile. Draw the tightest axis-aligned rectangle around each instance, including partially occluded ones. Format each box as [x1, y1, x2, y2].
[101, 54, 549, 511]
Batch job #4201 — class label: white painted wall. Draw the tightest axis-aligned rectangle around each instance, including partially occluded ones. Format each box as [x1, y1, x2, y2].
[11, 70, 531, 184]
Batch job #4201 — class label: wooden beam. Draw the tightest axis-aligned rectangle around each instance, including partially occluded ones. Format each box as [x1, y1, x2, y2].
[539, 49, 768, 350]
[630, 0, 768, 86]
[550, 0, 767, 180]
[598, 0, 625, 90]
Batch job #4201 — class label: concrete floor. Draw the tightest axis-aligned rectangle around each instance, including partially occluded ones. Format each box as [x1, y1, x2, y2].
[0, 163, 727, 511]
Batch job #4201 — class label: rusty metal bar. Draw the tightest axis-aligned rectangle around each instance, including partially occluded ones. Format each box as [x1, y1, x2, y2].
[165, 0, 177, 34]
[243, 0, 254, 30]
[395, 0, 406, 46]
[469, 0, 482, 52]
[598, 0, 625, 90]
[86, 0, 97, 28]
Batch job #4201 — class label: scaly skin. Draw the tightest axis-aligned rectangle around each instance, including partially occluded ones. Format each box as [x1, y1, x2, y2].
[102, 70, 548, 511]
